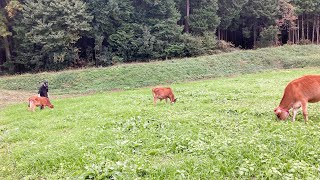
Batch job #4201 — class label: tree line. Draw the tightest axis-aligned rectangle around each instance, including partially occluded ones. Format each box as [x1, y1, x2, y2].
[0, 0, 319, 74]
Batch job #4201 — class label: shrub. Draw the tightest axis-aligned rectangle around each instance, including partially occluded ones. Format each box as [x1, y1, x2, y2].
[179, 34, 205, 57]
[258, 26, 279, 48]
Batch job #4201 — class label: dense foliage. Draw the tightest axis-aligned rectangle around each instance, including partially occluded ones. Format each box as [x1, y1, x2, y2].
[0, 0, 320, 73]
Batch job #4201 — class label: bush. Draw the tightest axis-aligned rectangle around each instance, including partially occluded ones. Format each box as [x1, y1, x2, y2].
[202, 31, 218, 54]
[217, 40, 236, 52]
[180, 34, 205, 56]
[258, 26, 279, 48]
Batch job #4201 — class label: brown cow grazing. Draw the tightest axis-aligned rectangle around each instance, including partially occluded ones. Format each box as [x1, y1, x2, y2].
[274, 75, 320, 123]
[28, 96, 54, 112]
[152, 87, 177, 105]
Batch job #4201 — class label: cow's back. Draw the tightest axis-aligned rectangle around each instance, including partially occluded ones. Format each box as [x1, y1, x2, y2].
[29, 96, 52, 106]
[29, 96, 41, 105]
[289, 75, 320, 102]
[152, 87, 173, 98]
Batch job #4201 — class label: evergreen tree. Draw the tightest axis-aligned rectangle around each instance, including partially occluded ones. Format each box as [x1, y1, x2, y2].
[85, 0, 135, 64]
[0, 0, 22, 72]
[14, 0, 92, 72]
[189, 0, 220, 35]
[88, 0, 183, 62]
[291, 0, 318, 14]
[217, 0, 248, 30]
[133, 0, 183, 58]
[239, 0, 281, 47]
[290, 0, 320, 44]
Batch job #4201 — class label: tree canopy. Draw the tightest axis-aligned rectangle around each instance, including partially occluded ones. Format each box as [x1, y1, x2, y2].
[0, 0, 319, 74]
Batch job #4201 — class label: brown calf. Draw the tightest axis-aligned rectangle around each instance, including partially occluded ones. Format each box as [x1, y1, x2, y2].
[28, 96, 54, 112]
[152, 87, 177, 105]
[274, 75, 320, 123]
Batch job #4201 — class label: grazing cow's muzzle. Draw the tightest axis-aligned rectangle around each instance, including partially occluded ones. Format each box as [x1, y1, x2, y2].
[274, 107, 289, 120]
[172, 98, 177, 103]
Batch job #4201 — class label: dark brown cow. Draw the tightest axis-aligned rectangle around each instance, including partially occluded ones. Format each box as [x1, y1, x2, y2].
[28, 96, 54, 112]
[152, 87, 177, 105]
[274, 75, 320, 123]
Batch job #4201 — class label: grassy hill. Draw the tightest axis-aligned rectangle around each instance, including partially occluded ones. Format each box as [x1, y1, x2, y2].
[1, 45, 320, 95]
[2, 69, 320, 178]
[2, 45, 320, 178]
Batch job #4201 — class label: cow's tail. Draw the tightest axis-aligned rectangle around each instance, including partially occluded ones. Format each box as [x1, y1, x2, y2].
[152, 88, 155, 97]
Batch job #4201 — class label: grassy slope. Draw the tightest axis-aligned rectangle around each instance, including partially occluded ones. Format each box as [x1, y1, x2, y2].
[2, 69, 320, 178]
[1, 45, 320, 95]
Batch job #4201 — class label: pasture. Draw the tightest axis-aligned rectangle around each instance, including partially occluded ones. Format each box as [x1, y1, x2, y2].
[2, 68, 320, 179]
[2, 45, 320, 95]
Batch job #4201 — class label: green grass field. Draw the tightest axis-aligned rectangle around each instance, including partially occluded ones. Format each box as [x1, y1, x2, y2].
[1, 45, 320, 95]
[2, 68, 320, 179]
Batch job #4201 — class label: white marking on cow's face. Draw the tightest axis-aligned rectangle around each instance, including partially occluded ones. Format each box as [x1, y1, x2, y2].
[274, 107, 289, 120]
[282, 111, 289, 120]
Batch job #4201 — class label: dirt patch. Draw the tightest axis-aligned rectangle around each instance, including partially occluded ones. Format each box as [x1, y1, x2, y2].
[0, 89, 91, 109]
[0, 90, 34, 109]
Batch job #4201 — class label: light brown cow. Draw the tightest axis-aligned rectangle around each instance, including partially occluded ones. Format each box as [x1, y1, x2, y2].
[152, 87, 177, 105]
[28, 96, 54, 112]
[274, 75, 320, 123]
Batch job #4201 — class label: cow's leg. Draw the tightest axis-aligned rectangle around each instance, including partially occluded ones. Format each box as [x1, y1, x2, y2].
[154, 97, 157, 106]
[292, 108, 298, 122]
[28, 101, 33, 111]
[29, 101, 36, 112]
[30, 103, 36, 112]
[292, 102, 302, 122]
[301, 101, 308, 123]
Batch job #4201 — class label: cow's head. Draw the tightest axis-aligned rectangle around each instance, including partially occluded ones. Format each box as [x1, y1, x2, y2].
[172, 98, 177, 104]
[274, 107, 289, 120]
[44, 98, 54, 108]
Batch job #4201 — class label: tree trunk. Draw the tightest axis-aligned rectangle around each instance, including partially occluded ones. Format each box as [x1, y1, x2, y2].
[253, 22, 257, 48]
[225, 29, 227, 41]
[292, 29, 295, 44]
[288, 29, 291, 43]
[3, 36, 11, 62]
[316, 15, 319, 44]
[312, 15, 316, 43]
[221, 30, 224, 41]
[298, 14, 304, 41]
[2, 35, 14, 72]
[297, 18, 300, 43]
[306, 14, 309, 40]
[184, 0, 190, 33]
[94, 35, 104, 66]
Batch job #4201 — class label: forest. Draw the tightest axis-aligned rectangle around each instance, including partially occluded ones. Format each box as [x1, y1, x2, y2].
[0, 0, 319, 74]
